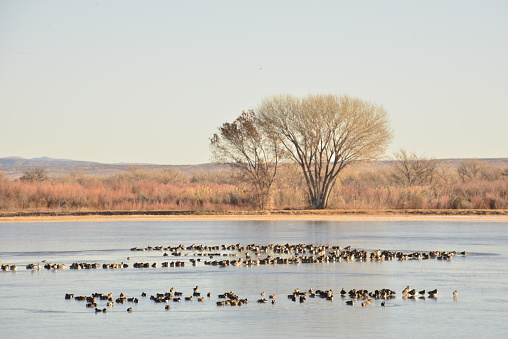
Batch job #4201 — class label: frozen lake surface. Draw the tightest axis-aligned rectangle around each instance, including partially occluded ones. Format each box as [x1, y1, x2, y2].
[1, 219, 507, 338]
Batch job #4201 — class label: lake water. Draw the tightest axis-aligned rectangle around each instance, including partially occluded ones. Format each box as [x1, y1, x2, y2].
[1, 218, 507, 338]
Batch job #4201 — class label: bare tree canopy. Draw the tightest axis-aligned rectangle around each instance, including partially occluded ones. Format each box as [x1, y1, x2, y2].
[391, 149, 437, 186]
[257, 94, 392, 209]
[19, 168, 49, 182]
[210, 110, 280, 209]
[457, 159, 502, 182]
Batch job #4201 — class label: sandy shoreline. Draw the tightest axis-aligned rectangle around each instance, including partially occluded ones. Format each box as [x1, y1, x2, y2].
[1, 210, 508, 223]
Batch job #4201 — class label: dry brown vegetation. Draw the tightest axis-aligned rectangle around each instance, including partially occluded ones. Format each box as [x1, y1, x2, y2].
[0, 159, 507, 213]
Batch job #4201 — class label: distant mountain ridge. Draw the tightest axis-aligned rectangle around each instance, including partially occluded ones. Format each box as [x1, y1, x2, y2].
[0, 156, 221, 179]
[0, 156, 161, 167]
[1, 156, 508, 168]
[1, 156, 507, 180]
[0, 156, 106, 167]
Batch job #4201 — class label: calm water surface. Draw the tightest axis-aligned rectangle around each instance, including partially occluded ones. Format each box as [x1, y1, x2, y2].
[1, 219, 507, 338]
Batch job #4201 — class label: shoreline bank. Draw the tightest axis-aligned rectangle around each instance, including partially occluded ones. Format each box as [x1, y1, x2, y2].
[1, 209, 508, 222]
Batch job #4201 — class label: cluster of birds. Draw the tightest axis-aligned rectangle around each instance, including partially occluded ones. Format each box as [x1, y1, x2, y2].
[401, 286, 459, 299]
[134, 243, 466, 268]
[65, 292, 140, 313]
[147, 286, 210, 305]
[64, 285, 459, 313]
[1, 243, 466, 273]
[2, 262, 67, 271]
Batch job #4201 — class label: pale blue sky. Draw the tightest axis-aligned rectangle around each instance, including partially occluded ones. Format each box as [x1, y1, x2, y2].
[1, 0, 507, 165]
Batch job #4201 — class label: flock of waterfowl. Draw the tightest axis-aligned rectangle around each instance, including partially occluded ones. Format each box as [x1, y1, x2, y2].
[1, 242, 465, 272]
[2, 242, 464, 314]
[64, 284, 459, 313]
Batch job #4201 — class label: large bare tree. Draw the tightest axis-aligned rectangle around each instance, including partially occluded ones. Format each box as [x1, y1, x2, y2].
[210, 110, 280, 209]
[257, 94, 392, 209]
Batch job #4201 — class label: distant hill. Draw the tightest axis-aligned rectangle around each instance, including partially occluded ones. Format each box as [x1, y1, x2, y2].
[0, 156, 506, 179]
[0, 156, 225, 179]
[0, 156, 105, 167]
[438, 158, 508, 167]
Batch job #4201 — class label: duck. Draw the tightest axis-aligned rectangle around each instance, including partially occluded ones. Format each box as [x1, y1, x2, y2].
[127, 307, 133, 312]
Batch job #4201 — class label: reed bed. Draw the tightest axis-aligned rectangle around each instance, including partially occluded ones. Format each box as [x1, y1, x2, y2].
[0, 164, 507, 212]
